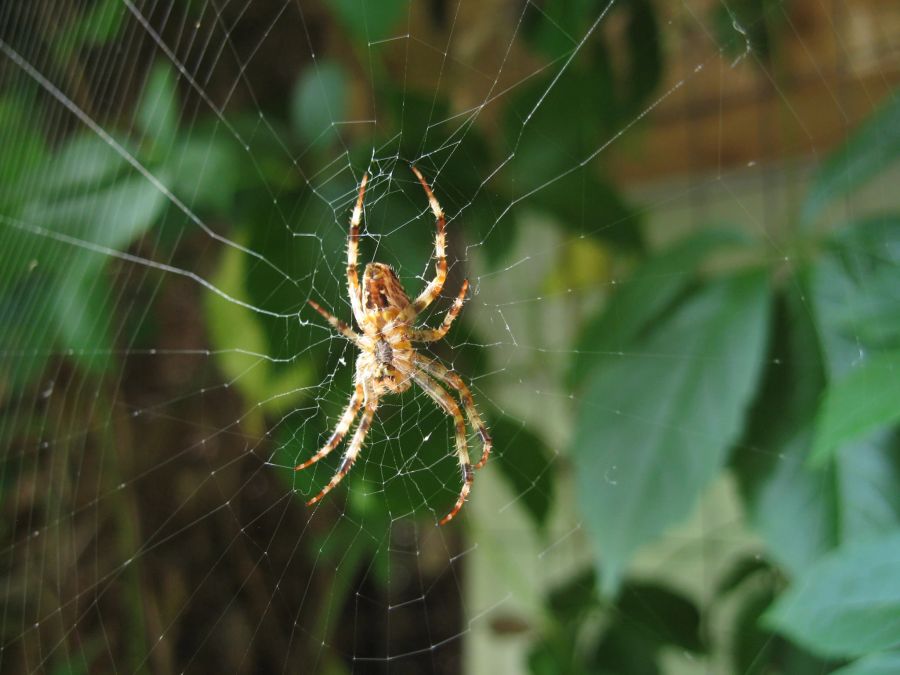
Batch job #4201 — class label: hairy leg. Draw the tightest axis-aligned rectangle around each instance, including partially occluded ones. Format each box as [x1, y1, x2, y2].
[411, 369, 472, 525]
[306, 392, 379, 507]
[347, 173, 368, 326]
[414, 354, 492, 469]
[406, 166, 447, 319]
[295, 382, 364, 471]
[307, 299, 361, 345]
[410, 279, 468, 342]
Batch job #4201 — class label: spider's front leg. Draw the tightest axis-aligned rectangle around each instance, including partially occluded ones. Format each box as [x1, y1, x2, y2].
[410, 279, 469, 343]
[307, 299, 362, 345]
[405, 166, 447, 320]
[347, 173, 369, 327]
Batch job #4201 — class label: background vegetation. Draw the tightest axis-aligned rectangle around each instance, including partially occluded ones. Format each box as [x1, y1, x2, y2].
[1, 0, 898, 673]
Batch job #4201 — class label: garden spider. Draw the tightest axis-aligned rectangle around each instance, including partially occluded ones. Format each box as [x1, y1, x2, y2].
[297, 167, 491, 525]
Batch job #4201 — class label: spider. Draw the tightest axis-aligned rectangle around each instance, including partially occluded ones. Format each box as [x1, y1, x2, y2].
[297, 167, 492, 525]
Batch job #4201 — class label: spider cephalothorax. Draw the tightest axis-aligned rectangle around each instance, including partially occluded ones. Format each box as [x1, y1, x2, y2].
[297, 167, 491, 525]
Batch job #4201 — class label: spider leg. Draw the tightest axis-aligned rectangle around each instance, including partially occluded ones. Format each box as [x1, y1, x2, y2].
[306, 391, 379, 507]
[410, 369, 472, 526]
[405, 166, 447, 319]
[410, 279, 469, 343]
[295, 383, 364, 471]
[347, 173, 368, 326]
[307, 299, 362, 345]
[414, 354, 492, 469]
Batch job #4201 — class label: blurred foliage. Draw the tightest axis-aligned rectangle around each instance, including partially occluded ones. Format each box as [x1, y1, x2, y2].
[1, 0, 899, 673]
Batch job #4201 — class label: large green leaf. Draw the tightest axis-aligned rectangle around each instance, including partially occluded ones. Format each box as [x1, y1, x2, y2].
[808, 215, 900, 544]
[811, 350, 900, 464]
[810, 214, 900, 371]
[38, 131, 128, 195]
[832, 652, 900, 675]
[166, 132, 240, 213]
[51, 258, 115, 374]
[290, 61, 348, 148]
[765, 531, 900, 658]
[0, 94, 49, 218]
[570, 229, 748, 386]
[3, 165, 168, 378]
[22, 173, 169, 255]
[834, 429, 900, 545]
[204, 241, 313, 417]
[803, 92, 900, 225]
[53, 0, 126, 61]
[0, 275, 57, 390]
[491, 415, 556, 530]
[136, 62, 179, 147]
[572, 270, 770, 593]
[733, 286, 836, 575]
[729, 583, 829, 675]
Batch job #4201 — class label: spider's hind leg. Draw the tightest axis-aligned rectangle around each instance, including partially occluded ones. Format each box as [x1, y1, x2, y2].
[411, 369, 473, 526]
[306, 395, 379, 508]
[295, 383, 364, 471]
[415, 354, 492, 470]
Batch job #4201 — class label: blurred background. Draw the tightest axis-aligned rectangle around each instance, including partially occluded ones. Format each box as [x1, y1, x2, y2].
[1, 0, 899, 673]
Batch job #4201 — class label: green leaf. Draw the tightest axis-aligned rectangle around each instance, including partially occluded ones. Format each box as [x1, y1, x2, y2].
[803, 92, 900, 224]
[731, 584, 829, 675]
[491, 415, 557, 529]
[612, 582, 705, 653]
[205, 242, 313, 417]
[811, 350, 900, 464]
[136, 62, 179, 146]
[807, 215, 900, 545]
[23, 173, 169, 255]
[0, 274, 57, 390]
[167, 133, 240, 213]
[39, 132, 127, 195]
[290, 61, 348, 148]
[570, 229, 748, 387]
[572, 271, 770, 594]
[733, 285, 836, 575]
[51, 258, 114, 374]
[834, 429, 900, 545]
[832, 652, 900, 675]
[0, 94, 49, 209]
[819, 213, 900, 354]
[54, 0, 126, 61]
[765, 531, 900, 658]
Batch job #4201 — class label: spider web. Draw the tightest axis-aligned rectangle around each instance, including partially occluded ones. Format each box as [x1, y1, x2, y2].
[1, 1, 898, 673]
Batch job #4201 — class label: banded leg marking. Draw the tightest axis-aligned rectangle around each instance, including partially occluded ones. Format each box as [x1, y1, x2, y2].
[295, 383, 364, 471]
[347, 173, 368, 326]
[410, 279, 469, 342]
[408, 166, 447, 318]
[411, 370, 472, 525]
[416, 354, 492, 469]
[306, 396, 378, 507]
[307, 300, 360, 344]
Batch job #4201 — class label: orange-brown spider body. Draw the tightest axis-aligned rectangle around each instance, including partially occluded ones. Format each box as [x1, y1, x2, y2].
[358, 263, 415, 396]
[298, 168, 492, 525]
